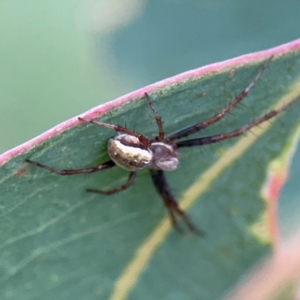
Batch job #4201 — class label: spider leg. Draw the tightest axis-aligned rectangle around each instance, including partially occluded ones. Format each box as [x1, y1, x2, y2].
[26, 159, 115, 175]
[87, 172, 136, 195]
[144, 93, 165, 140]
[176, 94, 300, 148]
[149, 169, 204, 235]
[168, 56, 273, 141]
[78, 117, 150, 147]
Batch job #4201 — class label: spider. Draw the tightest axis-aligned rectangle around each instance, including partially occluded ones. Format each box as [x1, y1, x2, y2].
[26, 56, 299, 234]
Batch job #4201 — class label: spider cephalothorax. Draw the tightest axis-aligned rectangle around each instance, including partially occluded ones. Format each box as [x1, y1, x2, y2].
[26, 56, 300, 233]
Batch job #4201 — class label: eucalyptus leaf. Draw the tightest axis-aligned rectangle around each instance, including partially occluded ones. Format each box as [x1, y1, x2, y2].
[1, 45, 300, 300]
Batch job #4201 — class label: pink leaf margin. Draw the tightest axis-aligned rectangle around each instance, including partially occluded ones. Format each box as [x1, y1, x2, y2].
[1, 38, 300, 167]
[262, 123, 300, 250]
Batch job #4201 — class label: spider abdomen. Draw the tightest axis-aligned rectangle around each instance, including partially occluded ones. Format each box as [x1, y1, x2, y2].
[108, 135, 152, 171]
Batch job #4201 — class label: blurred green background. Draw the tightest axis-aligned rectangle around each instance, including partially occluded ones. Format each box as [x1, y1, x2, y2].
[0, 1, 299, 232]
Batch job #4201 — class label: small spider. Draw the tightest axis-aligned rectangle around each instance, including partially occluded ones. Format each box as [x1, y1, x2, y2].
[26, 56, 299, 234]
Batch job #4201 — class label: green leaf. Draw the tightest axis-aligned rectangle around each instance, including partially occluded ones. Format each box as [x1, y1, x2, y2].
[1, 41, 300, 300]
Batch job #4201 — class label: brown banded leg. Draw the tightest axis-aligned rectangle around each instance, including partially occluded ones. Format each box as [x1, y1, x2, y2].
[176, 93, 300, 148]
[167, 56, 274, 141]
[144, 93, 165, 141]
[150, 169, 204, 235]
[87, 171, 136, 195]
[78, 117, 150, 147]
[26, 159, 115, 175]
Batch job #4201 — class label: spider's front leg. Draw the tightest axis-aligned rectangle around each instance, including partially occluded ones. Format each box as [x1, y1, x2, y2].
[150, 169, 204, 235]
[167, 55, 274, 141]
[176, 92, 300, 148]
[25, 159, 115, 175]
[144, 93, 165, 141]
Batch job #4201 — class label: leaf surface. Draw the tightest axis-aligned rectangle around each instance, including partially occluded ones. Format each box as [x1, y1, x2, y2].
[1, 41, 300, 300]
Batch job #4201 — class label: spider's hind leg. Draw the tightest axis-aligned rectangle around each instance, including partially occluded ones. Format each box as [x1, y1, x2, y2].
[150, 169, 204, 235]
[26, 159, 115, 175]
[78, 117, 150, 147]
[87, 171, 136, 195]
